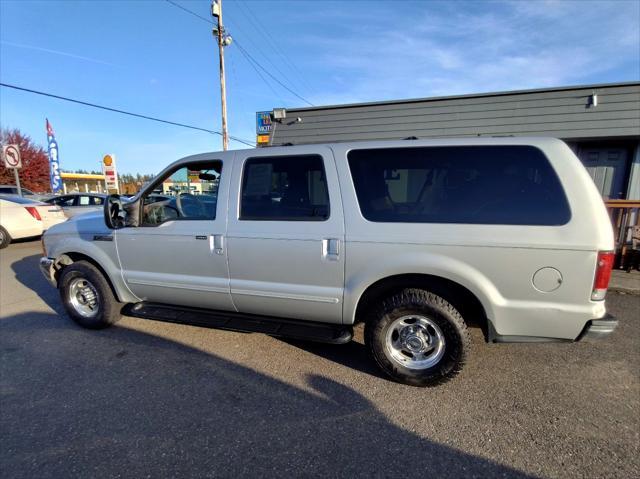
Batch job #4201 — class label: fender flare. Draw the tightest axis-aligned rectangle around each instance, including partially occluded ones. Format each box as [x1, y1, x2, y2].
[49, 238, 139, 304]
[344, 252, 505, 325]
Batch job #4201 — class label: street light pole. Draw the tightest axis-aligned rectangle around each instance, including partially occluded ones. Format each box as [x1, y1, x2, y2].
[212, 0, 229, 151]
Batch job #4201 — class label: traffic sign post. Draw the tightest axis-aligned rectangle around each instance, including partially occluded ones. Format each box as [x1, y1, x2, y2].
[2, 144, 22, 196]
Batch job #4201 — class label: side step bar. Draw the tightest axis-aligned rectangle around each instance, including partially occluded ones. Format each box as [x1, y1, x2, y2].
[123, 302, 353, 345]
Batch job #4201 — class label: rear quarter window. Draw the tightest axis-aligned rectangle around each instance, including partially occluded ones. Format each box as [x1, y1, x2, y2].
[347, 145, 571, 225]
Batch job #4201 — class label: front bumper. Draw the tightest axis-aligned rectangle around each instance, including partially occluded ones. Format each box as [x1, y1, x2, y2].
[39, 257, 57, 287]
[577, 313, 618, 341]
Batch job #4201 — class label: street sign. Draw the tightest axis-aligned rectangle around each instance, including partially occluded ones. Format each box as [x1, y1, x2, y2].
[102, 154, 119, 193]
[2, 144, 23, 196]
[2, 144, 22, 169]
[256, 111, 272, 134]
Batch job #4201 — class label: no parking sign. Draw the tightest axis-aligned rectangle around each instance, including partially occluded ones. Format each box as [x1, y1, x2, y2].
[2, 144, 22, 169]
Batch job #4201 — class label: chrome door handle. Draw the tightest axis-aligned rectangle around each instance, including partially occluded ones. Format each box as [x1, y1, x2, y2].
[211, 234, 224, 255]
[322, 238, 340, 260]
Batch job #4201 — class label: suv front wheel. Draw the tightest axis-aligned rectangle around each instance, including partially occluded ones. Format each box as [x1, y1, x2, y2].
[59, 261, 122, 329]
[365, 288, 470, 387]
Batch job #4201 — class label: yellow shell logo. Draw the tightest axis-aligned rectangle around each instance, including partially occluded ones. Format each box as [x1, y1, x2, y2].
[103, 155, 113, 166]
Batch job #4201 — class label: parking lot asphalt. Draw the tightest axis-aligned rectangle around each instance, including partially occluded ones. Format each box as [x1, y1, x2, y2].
[1, 240, 638, 478]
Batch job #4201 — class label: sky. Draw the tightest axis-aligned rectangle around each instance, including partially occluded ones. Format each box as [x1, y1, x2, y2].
[1, 0, 639, 175]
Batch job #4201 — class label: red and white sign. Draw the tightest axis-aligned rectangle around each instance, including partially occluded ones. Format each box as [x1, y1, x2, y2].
[102, 154, 119, 193]
[2, 145, 22, 169]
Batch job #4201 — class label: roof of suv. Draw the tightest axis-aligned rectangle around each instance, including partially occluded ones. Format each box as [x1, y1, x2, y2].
[168, 136, 567, 168]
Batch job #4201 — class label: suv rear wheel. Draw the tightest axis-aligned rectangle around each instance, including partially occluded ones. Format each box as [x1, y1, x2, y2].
[59, 261, 122, 329]
[365, 288, 470, 387]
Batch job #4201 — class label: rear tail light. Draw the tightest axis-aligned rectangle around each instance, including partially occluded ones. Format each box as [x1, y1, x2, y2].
[25, 206, 42, 221]
[591, 251, 614, 301]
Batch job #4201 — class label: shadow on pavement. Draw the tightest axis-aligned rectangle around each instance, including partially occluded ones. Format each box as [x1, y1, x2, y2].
[13, 252, 388, 382]
[0, 311, 535, 478]
[280, 337, 386, 380]
[10, 253, 63, 313]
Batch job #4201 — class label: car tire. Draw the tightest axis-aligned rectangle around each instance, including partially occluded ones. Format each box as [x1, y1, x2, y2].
[365, 288, 470, 387]
[0, 226, 10, 249]
[59, 260, 122, 329]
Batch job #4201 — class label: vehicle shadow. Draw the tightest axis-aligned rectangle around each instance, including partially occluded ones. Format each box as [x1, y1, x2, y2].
[10, 253, 465, 383]
[279, 336, 386, 380]
[13, 253, 385, 381]
[0, 311, 536, 479]
[10, 253, 64, 313]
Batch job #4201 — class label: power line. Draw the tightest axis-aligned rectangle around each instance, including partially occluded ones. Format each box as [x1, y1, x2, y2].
[164, 0, 314, 106]
[235, 0, 314, 96]
[222, 15, 286, 102]
[232, 1, 307, 96]
[232, 46, 284, 103]
[234, 40, 314, 106]
[0, 82, 255, 147]
[164, 0, 212, 24]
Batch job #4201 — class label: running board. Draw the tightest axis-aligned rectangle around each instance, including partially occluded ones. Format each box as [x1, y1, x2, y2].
[123, 302, 353, 345]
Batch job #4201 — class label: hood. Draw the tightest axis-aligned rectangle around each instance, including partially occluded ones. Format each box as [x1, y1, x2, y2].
[45, 210, 110, 237]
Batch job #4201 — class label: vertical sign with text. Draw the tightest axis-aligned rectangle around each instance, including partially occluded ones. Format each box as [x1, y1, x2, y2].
[46, 119, 62, 193]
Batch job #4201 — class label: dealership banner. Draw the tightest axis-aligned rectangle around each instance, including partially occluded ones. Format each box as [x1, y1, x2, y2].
[46, 119, 62, 193]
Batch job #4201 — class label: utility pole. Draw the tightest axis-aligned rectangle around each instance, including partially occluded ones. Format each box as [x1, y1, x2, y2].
[212, 0, 229, 151]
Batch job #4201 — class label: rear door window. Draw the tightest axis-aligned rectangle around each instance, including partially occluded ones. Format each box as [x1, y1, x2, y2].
[348, 145, 571, 225]
[240, 155, 330, 221]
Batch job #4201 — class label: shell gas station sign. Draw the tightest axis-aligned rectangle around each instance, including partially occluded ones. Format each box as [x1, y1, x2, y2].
[102, 154, 119, 194]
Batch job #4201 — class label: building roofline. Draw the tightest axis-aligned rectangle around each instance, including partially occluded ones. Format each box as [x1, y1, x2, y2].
[280, 81, 640, 113]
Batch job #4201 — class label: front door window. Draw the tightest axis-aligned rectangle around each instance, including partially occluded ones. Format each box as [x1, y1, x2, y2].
[141, 162, 221, 226]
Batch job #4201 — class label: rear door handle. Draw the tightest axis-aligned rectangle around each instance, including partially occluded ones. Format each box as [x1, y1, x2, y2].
[322, 238, 340, 261]
[211, 234, 224, 255]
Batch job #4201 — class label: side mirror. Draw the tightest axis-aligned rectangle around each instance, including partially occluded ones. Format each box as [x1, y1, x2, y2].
[104, 194, 125, 229]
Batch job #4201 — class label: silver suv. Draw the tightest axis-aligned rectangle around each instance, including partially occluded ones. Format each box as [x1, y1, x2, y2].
[39, 138, 617, 386]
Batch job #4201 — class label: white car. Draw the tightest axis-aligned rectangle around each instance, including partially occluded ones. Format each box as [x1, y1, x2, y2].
[0, 195, 67, 249]
[45, 193, 107, 218]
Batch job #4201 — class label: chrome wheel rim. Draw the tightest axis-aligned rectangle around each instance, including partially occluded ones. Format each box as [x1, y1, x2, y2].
[385, 315, 446, 370]
[68, 277, 99, 318]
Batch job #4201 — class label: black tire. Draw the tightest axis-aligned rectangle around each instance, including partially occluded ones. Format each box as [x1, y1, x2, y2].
[59, 260, 122, 329]
[0, 226, 11, 249]
[365, 288, 470, 387]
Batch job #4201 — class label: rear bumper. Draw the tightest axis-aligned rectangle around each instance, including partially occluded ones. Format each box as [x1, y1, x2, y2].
[576, 313, 618, 341]
[39, 257, 57, 287]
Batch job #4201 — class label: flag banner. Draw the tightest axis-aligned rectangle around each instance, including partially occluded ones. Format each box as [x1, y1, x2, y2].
[46, 119, 62, 193]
